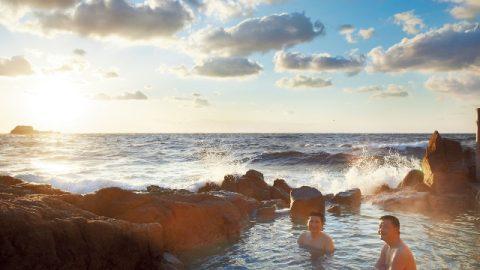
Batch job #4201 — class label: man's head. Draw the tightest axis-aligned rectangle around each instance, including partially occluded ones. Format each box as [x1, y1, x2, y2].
[378, 215, 400, 241]
[308, 212, 325, 233]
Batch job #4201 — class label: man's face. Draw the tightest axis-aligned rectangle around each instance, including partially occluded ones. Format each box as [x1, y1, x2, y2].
[308, 216, 323, 233]
[378, 219, 398, 240]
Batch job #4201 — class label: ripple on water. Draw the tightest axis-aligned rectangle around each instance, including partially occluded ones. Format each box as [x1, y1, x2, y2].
[190, 204, 480, 270]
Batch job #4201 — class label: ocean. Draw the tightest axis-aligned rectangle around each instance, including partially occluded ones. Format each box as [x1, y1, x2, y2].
[1, 133, 479, 269]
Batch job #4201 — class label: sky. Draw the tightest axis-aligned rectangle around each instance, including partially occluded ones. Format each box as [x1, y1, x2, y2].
[0, 0, 479, 133]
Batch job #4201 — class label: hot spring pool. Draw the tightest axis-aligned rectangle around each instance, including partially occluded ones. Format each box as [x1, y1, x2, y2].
[189, 204, 480, 269]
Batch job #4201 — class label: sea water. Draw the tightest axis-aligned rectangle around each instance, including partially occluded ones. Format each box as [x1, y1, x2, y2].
[0, 133, 478, 269]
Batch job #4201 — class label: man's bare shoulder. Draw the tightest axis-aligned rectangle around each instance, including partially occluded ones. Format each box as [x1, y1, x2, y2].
[392, 242, 416, 270]
[298, 232, 309, 244]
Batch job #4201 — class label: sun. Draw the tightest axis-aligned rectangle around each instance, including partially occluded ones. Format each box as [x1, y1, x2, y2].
[26, 75, 89, 131]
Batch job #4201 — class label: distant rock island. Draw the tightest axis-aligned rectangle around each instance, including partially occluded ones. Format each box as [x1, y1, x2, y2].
[10, 125, 58, 135]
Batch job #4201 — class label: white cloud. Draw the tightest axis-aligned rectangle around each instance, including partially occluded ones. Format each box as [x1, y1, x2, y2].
[197, 0, 280, 21]
[393, 10, 425, 34]
[274, 50, 365, 75]
[94, 90, 148, 100]
[30, 0, 194, 40]
[339, 25, 374, 43]
[425, 70, 480, 99]
[190, 12, 325, 56]
[102, 69, 119, 78]
[339, 24, 356, 43]
[192, 57, 262, 77]
[161, 57, 262, 78]
[359, 27, 374, 40]
[344, 84, 408, 99]
[170, 92, 210, 108]
[73, 48, 86, 56]
[0, 0, 79, 9]
[368, 22, 480, 72]
[276, 75, 332, 89]
[443, 0, 480, 20]
[0, 55, 34, 76]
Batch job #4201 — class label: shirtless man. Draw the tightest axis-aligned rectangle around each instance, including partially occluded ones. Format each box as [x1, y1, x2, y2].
[375, 215, 416, 270]
[297, 212, 334, 255]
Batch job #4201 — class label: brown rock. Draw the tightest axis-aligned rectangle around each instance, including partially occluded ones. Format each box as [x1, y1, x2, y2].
[256, 206, 276, 221]
[67, 188, 253, 255]
[207, 190, 260, 217]
[333, 188, 361, 207]
[220, 170, 271, 201]
[273, 179, 292, 194]
[0, 184, 164, 269]
[373, 184, 395, 195]
[413, 182, 431, 192]
[323, 193, 334, 202]
[270, 186, 290, 205]
[220, 174, 239, 192]
[327, 204, 341, 215]
[197, 182, 221, 193]
[397, 169, 424, 189]
[422, 131, 470, 194]
[290, 186, 325, 220]
[260, 199, 288, 209]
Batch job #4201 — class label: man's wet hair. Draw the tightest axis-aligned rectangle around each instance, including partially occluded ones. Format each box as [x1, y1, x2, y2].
[380, 215, 400, 230]
[309, 212, 325, 223]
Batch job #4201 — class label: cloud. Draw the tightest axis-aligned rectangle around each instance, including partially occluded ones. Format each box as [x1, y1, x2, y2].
[0, 55, 34, 76]
[161, 57, 262, 78]
[192, 57, 262, 77]
[274, 50, 366, 75]
[343, 85, 382, 93]
[339, 24, 374, 43]
[425, 70, 480, 100]
[368, 22, 480, 72]
[102, 70, 119, 78]
[73, 48, 86, 56]
[393, 10, 425, 34]
[344, 84, 408, 99]
[443, 0, 480, 20]
[170, 92, 210, 108]
[190, 12, 325, 56]
[0, 0, 79, 9]
[276, 75, 332, 89]
[43, 56, 88, 74]
[94, 90, 148, 100]
[196, 0, 280, 21]
[339, 24, 356, 43]
[33, 0, 194, 40]
[358, 27, 374, 40]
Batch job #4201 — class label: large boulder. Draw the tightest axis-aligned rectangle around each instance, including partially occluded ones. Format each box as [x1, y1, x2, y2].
[256, 206, 276, 221]
[273, 179, 292, 194]
[64, 187, 255, 255]
[220, 170, 271, 201]
[10, 125, 36, 135]
[421, 131, 471, 194]
[398, 170, 424, 189]
[289, 186, 325, 220]
[270, 186, 290, 205]
[333, 188, 361, 207]
[0, 177, 165, 269]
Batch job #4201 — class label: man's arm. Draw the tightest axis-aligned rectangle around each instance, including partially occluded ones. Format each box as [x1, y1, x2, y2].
[297, 232, 306, 246]
[375, 244, 387, 270]
[325, 236, 335, 255]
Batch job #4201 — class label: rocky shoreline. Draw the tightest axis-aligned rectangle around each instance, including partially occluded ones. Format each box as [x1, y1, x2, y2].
[1, 131, 479, 269]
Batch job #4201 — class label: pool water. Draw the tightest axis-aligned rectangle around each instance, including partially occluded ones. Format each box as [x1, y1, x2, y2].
[190, 204, 480, 269]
